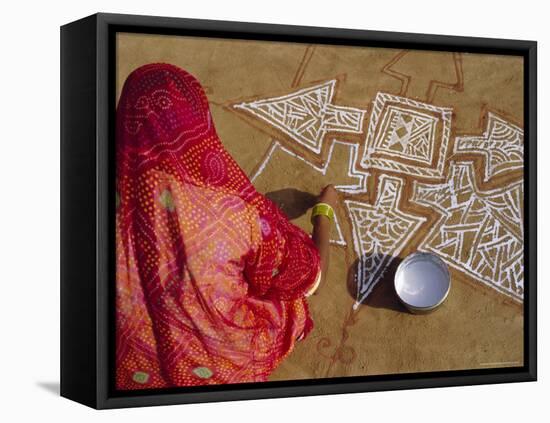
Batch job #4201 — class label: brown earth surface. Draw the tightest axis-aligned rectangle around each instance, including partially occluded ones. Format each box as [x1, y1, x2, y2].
[116, 32, 524, 380]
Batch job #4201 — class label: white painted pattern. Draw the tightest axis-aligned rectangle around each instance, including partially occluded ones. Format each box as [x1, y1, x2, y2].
[454, 113, 524, 181]
[374, 106, 437, 165]
[346, 175, 426, 309]
[411, 161, 524, 301]
[235, 80, 366, 153]
[361, 92, 452, 178]
[329, 212, 346, 247]
[251, 139, 371, 246]
[251, 140, 369, 194]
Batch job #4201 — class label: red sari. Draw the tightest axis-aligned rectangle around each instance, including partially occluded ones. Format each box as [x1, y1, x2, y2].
[116, 63, 321, 389]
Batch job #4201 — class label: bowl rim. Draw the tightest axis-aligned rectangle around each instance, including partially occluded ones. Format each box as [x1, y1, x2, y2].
[394, 252, 451, 310]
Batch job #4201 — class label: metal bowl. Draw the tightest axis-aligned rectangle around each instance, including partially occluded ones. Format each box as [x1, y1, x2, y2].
[394, 252, 451, 314]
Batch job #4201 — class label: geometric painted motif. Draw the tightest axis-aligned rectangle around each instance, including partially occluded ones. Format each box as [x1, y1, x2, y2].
[454, 113, 524, 182]
[346, 175, 426, 309]
[361, 92, 452, 179]
[234, 80, 366, 154]
[251, 139, 369, 194]
[250, 139, 373, 247]
[412, 161, 524, 301]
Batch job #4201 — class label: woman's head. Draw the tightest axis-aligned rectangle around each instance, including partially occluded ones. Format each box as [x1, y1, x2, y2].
[116, 63, 214, 166]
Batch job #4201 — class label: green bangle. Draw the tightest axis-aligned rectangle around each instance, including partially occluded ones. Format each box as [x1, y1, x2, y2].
[311, 202, 334, 224]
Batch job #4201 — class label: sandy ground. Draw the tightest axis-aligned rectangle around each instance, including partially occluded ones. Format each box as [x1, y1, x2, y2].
[116, 32, 524, 380]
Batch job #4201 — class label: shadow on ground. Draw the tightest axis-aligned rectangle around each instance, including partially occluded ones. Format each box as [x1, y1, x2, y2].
[36, 381, 60, 396]
[347, 255, 408, 313]
[266, 188, 317, 219]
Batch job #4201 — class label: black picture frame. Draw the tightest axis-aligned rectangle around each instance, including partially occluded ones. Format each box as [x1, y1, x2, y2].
[60, 12, 537, 409]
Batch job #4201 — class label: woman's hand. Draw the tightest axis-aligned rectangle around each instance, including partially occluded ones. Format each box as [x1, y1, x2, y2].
[318, 184, 339, 210]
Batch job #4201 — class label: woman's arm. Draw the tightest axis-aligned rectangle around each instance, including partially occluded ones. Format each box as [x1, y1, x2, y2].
[310, 185, 339, 292]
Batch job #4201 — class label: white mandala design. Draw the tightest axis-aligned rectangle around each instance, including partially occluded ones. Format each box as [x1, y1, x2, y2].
[454, 113, 523, 181]
[235, 80, 366, 154]
[411, 161, 524, 301]
[361, 92, 452, 179]
[346, 175, 426, 309]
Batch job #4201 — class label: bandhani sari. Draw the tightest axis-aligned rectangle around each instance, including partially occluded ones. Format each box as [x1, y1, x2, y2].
[116, 63, 321, 389]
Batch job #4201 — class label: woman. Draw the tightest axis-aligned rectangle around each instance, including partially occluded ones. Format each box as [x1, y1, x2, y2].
[116, 63, 337, 389]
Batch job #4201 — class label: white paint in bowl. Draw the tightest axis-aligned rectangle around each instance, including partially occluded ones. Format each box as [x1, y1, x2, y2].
[395, 253, 450, 310]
